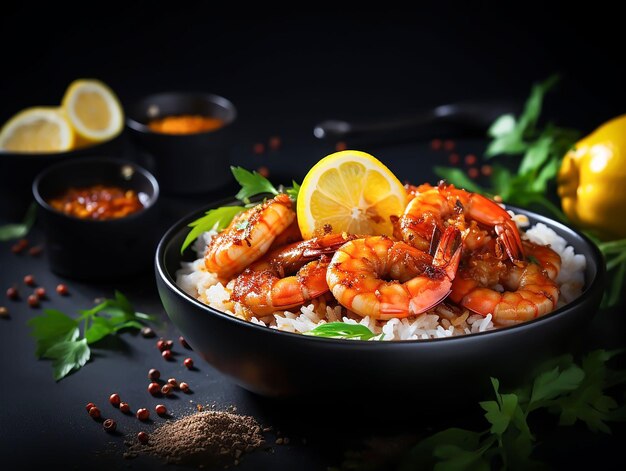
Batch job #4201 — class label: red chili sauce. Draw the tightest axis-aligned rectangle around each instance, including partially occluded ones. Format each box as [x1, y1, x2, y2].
[48, 185, 144, 220]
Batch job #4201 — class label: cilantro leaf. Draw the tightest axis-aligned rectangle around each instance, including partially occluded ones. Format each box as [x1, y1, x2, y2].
[304, 322, 379, 340]
[27, 309, 80, 357]
[231, 166, 279, 202]
[180, 205, 245, 254]
[0, 202, 37, 241]
[43, 338, 90, 381]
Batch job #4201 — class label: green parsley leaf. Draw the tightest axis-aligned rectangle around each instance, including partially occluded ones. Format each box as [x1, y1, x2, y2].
[0, 202, 37, 241]
[304, 322, 379, 340]
[84, 316, 116, 344]
[43, 338, 90, 381]
[286, 180, 300, 201]
[180, 205, 245, 254]
[231, 165, 279, 202]
[27, 309, 80, 357]
[528, 364, 584, 409]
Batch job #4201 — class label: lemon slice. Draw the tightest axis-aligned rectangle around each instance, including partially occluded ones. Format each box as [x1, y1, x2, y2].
[61, 79, 124, 144]
[297, 150, 407, 239]
[0, 107, 75, 153]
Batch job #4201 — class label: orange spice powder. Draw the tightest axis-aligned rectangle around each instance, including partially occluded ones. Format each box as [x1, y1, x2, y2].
[148, 115, 224, 135]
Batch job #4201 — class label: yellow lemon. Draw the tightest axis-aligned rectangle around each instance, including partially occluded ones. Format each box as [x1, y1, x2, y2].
[61, 78, 124, 144]
[0, 107, 75, 153]
[297, 150, 407, 239]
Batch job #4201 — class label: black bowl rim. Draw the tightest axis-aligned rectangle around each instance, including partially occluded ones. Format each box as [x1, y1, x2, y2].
[155, 198, 605, 346]
[32, 156, 160, 224]
[125, 91, 237, 135]
[0, 129, 124, 158]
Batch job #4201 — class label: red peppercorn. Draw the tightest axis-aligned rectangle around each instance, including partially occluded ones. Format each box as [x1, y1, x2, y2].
[103, 418, 117, 433]
[269, 136, 281, 151]
[23, 274, 35, 286]
[161, 384, 173, 396]
[148, 368, 160, 380]
[85, 402, 96, 412]
[141, 326, 155, 338]
[465, 154, 477, 166]
[136, 408, 150, 421]
[335, 141, 347, 151]
[148, 382, 161, 396]
[167, 378, 178, 388]
[448, 153, 460, 165]
[164, 339, 174, 350]
[468, 167, 480, 179]
[35, 287, 46, 299]
[430, 138, 442, 151]
[155, 404, 167, 416]
[28, 245, 43, 256]
[0, 306, 8, 318]
[119, 402, 130, 414]
[89, 406, 102, 419]
[156, 339, 167, 351]
[6, 287, 19, 300]
[481, 164, 493, 176]
[443, 139, 455, 151]
[27, 294, 39, 308]
[137, 431, 149, 444]
[56, 284, 69, 296]
[257, 166, 270, 178]
[109, 393, 121, 407]
[179, 336, 191, 350]
[162, 349, 173, 361]
[183, 358, 194, 369]
[11, 243, 25, 254]
[253, 142, 265, 154]
[179, 382, 190, 393]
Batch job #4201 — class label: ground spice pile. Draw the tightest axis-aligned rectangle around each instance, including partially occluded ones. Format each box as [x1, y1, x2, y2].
[124, 410, 265, 466]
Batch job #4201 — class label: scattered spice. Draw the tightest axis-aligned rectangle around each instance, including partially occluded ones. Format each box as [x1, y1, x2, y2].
[86, 402, 96, 412]
[481, 164, 493, 176]
[23, 274, 35, 286]
[161, 384, 172, 396]
[156, 339, 166, 351]
[11, 239, 28, 254]
[164, 339, 174, 350]
[34, 287, 46, 299]
[179, 336, 191, 349]
[148, 368, 160, 381]
[28, 245, 43, 256]
[0, 306, 8, 318]
[124, 410, 265, 467]
[443, 139, 455, 151]
[257, 166, 270, 178]
[465, 154, 477, 166]
[183, 357, 194, 369]
[179, 382, 190, 393]
[335, 141, 347, 151]
[119, 402, 131, 414]
[27, 294, 39, 308]
[167, 378, 178, 388]
[103, 419, 117, 433]
[56, 284, 69, 296]
[148, 115, 224, 135]
[148, 382, 161, 396]
[137, 431, 149, 444]
[48, 185, 145, 221]
[109, 393, 121, 407]
[468, 167, 480, 179]
[448, 153, 460, 165]
[430, 138, 442, 151]
[155, 404, 167, 416]
[269, 136, 281, 151]
[253, 142, 265, 154]
[6, 287, 19, 300]
[162, 350, 173, 361]
[136, 408, 150, 421]
[141, 326, 156, 338]
[89, 406, 102, 419]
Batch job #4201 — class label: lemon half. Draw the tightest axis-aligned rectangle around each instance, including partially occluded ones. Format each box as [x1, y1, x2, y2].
[61, 78, 124, 144]
[0, 107, 75, 153]
[297, 150, 407, 239]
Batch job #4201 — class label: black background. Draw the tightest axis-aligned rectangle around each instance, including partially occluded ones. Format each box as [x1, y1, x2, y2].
[1, 4, 625, 471]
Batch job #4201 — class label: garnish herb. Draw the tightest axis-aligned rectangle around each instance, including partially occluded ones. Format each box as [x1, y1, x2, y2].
[435, 74, 626, 307]
[27, 291, 156, 381]
[180, 166, 300, 254]
[305, 322, 382, 340]
[0, 202, 36, 241]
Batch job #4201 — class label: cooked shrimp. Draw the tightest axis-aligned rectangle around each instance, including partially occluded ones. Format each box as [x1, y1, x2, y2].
[231, 233, 358, 316]
[204, 194, 295, 279]
[449, 240, 561, 324]
[399, 182, 524, 262]
[326, 226, 463, 320]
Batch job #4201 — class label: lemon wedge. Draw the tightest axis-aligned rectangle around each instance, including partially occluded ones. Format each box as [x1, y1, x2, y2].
[61, 79, 124, 144]
[297, 150, 407, 239]
[0, 107, 75, 153]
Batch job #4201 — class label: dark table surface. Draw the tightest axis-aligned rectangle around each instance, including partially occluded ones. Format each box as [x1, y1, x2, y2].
[1, 6, 626, 471]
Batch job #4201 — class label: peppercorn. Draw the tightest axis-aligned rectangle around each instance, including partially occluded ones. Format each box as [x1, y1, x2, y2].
[253, 142, 265, 154]
[161, 384, 172, 396]
[28, 245, 43, 256]
[155, 404, 167, 416]
[109, 393, 121, 407]
[23, 274, 35, 286]
[56, 284, 69, 296]
[136, 408, 150, 421]
[35, 287, 46, 299]
[179, 382, 190, 393]
[119, 402, 130, 414]
[468, 167, 479, 179]
[89, 406, 102, 419]
[430, 138, 442, 151]
[103, 418, 117, 433]
[148, 368, 160, 380]
[0, 306, 8, 318]
[167, 378, 178, 388]
[164, 339, 174, 350]
[85, 402, 96, 412]
[269, 136, 281, 151]
[444, 139, 455, 151]
[465, 154, 477, 166]
[141, 326, 155, 338]
[137, 431, 149, 444]
[335, 141, 347, 151]
[6, 287, 19, 300]
[162, 349, 173, 361]
[481, 164, 493, 176]
[148, 382, 161, 396]
[156, 339, 166, 351]
[448, 153, 460, 165]
[27, 294, 39, 308]
[179, 336, 191, 349]
[183, 358, 194, 369]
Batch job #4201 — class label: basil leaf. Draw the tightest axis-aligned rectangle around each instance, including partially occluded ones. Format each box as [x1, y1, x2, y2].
[181, 205, 245, 254]
[305, 322, 378, 340]
[231, 165, 279, 202]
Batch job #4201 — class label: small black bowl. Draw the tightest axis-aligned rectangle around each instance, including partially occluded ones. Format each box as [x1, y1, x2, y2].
[126, 92, 237, 195]
[0, 131, 127, 222]
[33, 157, 160, 281]
[155, 201, 605, 403]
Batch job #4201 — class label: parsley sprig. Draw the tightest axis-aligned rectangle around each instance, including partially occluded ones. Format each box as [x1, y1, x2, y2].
[0, 202, 37, 241]
[27, 291, 156, 381]
[180, 166, 300, 254]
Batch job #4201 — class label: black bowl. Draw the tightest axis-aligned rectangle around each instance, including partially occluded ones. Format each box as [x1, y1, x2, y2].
[126, 92, 237, 195]
[33, 157, 160, 281]
[0, 131, 127, 222]
[155, 201, 605, 402]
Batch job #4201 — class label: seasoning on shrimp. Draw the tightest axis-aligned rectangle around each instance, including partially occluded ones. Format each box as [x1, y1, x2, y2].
[48, 185, 145, 220]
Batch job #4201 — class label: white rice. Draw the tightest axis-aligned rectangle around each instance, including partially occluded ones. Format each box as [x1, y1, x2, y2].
[176, 215, 586, 341]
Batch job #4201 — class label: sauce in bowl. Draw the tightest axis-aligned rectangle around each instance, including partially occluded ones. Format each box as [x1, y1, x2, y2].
[47, 184, 146, 220]
[147, 115, 224, 135]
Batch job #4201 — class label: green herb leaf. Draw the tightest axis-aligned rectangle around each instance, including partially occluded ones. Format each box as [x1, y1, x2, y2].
[84, 316, 116, 344]
[231, 165, 279, 202]
[28, 309, 80, 357]
[528, 364, 584, 409]
[433, 167, 485, 193]
[0, 202, 37, 241]
[286, 180, 300, 201]
[304, 322, 378, 340]
[488, 114, 517, 138]
[43, 338, 90, 381]
[180, 205, 245, 254]
[432, 443, 491, 471]
[519, 136, 552, 175]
